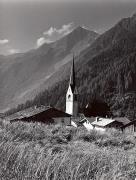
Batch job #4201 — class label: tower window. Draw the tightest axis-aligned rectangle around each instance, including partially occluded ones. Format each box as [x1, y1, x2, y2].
[68, 95, 71, 99]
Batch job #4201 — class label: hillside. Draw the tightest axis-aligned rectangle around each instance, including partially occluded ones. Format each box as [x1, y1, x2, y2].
[0, 26, 98, 112]
[15, 13, 136, 119]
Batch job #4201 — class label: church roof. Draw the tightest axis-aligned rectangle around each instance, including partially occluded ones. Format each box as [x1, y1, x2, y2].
[69, 55, 76, 93]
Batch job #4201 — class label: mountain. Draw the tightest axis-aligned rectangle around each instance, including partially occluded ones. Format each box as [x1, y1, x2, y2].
[11, 12, 136, 119]
[0, 26, 98, 112]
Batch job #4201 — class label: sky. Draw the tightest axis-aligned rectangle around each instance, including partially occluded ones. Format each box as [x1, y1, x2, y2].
[0, 0, 136, 55]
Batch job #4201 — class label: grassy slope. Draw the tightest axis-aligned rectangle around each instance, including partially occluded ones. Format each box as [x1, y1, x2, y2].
[0, 119, 136, 180]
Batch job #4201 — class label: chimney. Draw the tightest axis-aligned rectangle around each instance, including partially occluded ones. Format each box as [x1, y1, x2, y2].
[34, 105, 37, 110]
[96, 117, 99, 122]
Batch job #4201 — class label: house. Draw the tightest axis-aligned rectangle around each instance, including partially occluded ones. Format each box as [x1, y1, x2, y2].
[91, 117, 124, 131]
[79, 117, 124, 131]
[113, 117, 131, 126]
[121, 120, 136, 134]
[5, 106, 71, 125]
[79, 116, 95, 131]
[78, 116, 131, 131]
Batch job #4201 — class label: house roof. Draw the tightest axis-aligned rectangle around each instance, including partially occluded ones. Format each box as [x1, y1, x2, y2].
[5, 106, 49, 121]
[121, 119, 136, 128]
[91, 118, 115, 127]
[40, 107, 71, 118]
[5, 106, 71, 122]
[113, 117, 131, 126]
[79, 117, 95, 124]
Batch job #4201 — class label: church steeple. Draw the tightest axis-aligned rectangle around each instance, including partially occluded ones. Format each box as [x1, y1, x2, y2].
[69, 55, 76, 93]
[66, 55, 78, 116]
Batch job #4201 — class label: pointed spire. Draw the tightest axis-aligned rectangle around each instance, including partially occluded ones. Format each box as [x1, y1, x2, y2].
[69, 54, 76, 92]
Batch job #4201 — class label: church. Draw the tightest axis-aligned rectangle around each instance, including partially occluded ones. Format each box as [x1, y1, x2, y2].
[66, 55, 79, 117]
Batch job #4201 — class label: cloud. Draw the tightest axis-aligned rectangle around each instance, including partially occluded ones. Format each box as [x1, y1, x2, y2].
[8, 49, 20, 54]
[36, 22, 74, 48]
[43, 23, 74, 37]
[0, 38, 21, 55]
[36, 37, 52, 47]
[0, 39, 9, 45]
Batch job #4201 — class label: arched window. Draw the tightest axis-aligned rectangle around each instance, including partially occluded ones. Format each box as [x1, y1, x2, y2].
[68, 94, 71, 99]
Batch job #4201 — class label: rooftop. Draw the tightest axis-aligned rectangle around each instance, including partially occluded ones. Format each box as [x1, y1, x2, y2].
[121, 119, 136, 128]
[79, 117, 95, 124]
[5, 105, 71, 122]
[113, 117, 131, 125]
[91, 118, 115, 127]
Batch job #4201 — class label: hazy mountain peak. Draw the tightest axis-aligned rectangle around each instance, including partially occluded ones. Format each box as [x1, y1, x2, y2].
[74, 25, 89, 32]
[72, 25, 98, 35]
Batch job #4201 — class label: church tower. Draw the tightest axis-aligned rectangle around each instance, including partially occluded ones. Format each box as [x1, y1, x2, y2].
[66, 55, 78, 116]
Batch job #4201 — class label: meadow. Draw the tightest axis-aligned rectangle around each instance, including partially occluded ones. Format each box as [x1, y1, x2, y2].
[0, 119, 136, 180]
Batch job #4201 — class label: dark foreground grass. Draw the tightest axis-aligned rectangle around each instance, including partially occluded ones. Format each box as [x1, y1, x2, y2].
[0, 119, 136, 180]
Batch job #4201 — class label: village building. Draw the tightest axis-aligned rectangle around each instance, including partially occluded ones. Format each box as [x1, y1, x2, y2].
[113, 117, 131, 126]
[77, 116, 131, 131]
[79, 116, 95, 130]
[91, 117, 124, 131]
[5, 105, 71, 125]
[121, 120, 136, 134]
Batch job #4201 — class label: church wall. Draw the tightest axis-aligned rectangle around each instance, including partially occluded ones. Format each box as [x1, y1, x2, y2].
[66, 101, 73, 115]
[66, 90, 78, 116]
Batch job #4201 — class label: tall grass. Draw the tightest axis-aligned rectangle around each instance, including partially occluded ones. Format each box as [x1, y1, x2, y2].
[0, 119, 136, 179]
